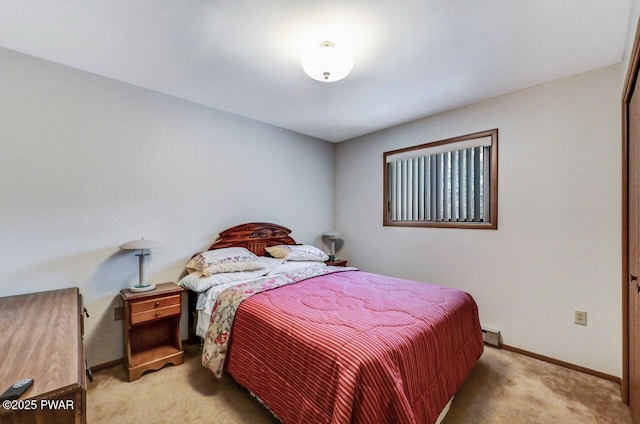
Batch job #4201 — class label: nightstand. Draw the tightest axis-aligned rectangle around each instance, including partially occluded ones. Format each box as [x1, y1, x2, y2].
[325, 259, 348, 267]
[121, 282, 184, 381]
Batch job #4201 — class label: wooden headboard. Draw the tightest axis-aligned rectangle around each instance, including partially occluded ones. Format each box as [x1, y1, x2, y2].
[186, 222, 298, 342]
[207, 222, 298, 256]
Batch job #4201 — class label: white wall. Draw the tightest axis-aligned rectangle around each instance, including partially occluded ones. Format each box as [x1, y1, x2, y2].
[0, 48, 335, 366]
[335, 64, 622, 376]
[623, 0, 640, 77]
[0, 33, 626, 376]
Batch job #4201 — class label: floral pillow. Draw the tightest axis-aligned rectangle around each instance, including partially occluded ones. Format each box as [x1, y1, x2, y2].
[180, 256, 284, 292]
[178, 268, 258, 292]
[186, 247, 264, 276]
[265, 244, 329, 262]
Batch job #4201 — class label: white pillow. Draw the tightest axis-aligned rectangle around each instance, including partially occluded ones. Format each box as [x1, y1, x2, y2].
[256, 256, 285, 269]
[179, 256, 284, 292]
[265, 244, 329, 261]
[185, 247, 263, 276]
[267, 260, 327, 276]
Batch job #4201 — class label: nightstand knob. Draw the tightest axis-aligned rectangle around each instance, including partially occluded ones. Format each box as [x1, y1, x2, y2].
[155, 301, 160, 307]
[155, 312, 160, 317]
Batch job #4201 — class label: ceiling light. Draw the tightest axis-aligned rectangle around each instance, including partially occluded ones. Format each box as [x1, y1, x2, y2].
[301, 41, 353, 82]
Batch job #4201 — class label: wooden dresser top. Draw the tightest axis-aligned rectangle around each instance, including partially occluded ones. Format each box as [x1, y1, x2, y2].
[0, 288, 82, 399]
[121, 282, 182, 301]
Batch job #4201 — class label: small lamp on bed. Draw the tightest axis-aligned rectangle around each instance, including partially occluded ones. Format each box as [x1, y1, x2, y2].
[322, 230, 342, 262]
[119, 238, 162, 292]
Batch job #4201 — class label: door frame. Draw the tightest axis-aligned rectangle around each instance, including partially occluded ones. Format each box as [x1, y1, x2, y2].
[622, 16, 640, 405]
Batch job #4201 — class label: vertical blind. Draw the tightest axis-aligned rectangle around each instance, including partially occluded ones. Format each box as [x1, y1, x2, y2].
[386, 144, 491, 223]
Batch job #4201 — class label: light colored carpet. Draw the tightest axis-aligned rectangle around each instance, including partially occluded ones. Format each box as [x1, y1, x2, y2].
[88, 345, 631, 423]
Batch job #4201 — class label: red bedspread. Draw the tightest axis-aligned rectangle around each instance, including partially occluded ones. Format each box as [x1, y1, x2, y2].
[225, 270, 483, 424]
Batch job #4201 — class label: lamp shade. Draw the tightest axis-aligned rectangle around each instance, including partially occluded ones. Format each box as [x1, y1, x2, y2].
[301, 41, 353, 82]
[322, 230, 342, 240]
[119, 239, 162, 250]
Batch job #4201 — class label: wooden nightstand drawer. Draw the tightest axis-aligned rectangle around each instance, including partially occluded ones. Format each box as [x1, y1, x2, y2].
[130, 294, 181, 314]
[131, 304, 181, 325]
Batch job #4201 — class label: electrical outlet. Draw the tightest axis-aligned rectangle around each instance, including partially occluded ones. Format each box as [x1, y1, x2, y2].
[114, 307, 124, 321]
[574, 310, 587, 326]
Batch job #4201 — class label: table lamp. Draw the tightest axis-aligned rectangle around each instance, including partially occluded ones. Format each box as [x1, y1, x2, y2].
[322, 230, 342, 262]
[119, 238, 162, 292]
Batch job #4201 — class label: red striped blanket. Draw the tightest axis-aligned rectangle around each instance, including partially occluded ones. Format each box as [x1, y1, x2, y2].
[206, 269, 483, 424]
[203, 265, 355, 376]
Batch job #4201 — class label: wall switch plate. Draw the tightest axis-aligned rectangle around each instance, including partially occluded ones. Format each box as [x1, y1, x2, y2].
[574, 310, 587, 326]
[114, 306, 124, 321]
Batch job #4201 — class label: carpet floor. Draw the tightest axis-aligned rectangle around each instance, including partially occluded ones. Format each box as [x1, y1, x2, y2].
[87, 344, 631, 423]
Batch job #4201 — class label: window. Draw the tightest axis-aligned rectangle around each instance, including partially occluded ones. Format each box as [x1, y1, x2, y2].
[383, 129, 498, 229]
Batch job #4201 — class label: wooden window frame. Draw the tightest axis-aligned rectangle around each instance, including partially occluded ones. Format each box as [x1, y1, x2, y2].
[383, 129, 498, 229]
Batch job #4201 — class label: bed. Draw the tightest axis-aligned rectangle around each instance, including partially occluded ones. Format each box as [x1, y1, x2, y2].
[181, 222, 483, 424]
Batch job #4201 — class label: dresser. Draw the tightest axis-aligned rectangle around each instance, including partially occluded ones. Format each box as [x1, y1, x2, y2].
[121, 283, 184, 381]
[0, 288, 86, 424]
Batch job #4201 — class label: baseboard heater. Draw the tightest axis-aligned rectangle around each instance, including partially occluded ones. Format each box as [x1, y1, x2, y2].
[481, 326, 501, 347]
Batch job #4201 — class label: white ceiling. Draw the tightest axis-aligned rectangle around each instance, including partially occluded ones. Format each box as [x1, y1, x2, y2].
[0, 1, 632, 142]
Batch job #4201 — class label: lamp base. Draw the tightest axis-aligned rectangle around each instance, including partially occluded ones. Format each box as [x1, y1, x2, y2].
[130, 283, 156, 293]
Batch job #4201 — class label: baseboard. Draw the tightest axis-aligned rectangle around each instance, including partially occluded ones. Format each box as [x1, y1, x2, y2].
[501, 344, 620, 384]
[90, 358, 124, 373]
[91, 342, 619, 384]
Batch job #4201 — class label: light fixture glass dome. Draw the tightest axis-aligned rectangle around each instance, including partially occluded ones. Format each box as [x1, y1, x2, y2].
[301, 41, 353, 82]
